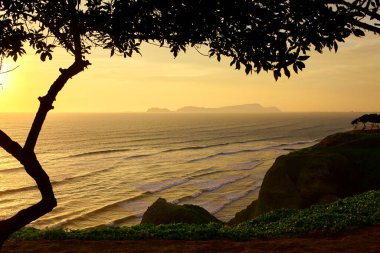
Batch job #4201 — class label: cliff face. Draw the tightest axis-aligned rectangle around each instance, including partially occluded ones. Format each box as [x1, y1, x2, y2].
[230, 130, 380, 225]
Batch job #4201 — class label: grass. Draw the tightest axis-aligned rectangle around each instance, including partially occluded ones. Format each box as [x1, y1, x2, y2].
[10, 190, 380, 241]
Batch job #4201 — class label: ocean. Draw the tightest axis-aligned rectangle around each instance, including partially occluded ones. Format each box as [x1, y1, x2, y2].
[0, 112, 357, 229]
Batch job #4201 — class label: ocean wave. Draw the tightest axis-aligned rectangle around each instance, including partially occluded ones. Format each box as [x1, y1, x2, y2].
[123, 153, 156, 160]
[36, 208, 90, 229]
[48, 193, 150, 228]
[55, 148, 133, 160]
[107, 214, 140, 227]
[187, 148, 264, 163]
[176, 174, 252, 203]
[53, 173, 257, 228]
[0, 185, 38, 195]
[272, 139, 320, 149]
[187, 139, 319, 163]
[89, 181, 262, 226]
[52, 212, 140, 229]
[125, 135, 179, 144]
[222, 181, 262, 206]
[0, 166, 24, 174]
[232, 160, 264, 170]
[186, 162, 262, 182]
[188, 169, 221, 179]
[46, 219, 69, 229]
[116, 174, 260, 223]
[292, 125, 324, 132]
[195, 174, 251, 192]
[0, 165, 218, 203]
[160, 139, 261, 153]
[203, 181, 263, 215]
[0, 153, 266, 201]
[153, 132, 285, 151]
[0, 163, 123, 196]
[131, 165, 263, 204]
[137, 178, 190, 193]
[162, 143, 228, 153]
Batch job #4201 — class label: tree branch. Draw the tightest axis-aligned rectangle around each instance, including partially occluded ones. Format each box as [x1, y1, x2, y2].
[0, 131, 24, 163]
[0, 199, 56, 240]
[0, 148, 56, 245]
[24, 59, 90, 152]
[0, 65, 20, 75]
[68, 0, 83, 61]
[350, 18, 380, 33]
[326, 0, 380, 21]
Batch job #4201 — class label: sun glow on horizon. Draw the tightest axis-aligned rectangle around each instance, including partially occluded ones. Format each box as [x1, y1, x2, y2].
[0, 35, 379, 113]
[0, 61, 10, 87]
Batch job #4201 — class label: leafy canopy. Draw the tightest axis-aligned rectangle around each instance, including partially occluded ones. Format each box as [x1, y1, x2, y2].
[0, 0, 378, 79]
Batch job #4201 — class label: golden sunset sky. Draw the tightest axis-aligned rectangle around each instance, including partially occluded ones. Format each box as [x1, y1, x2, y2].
[0, 34, 379, 113]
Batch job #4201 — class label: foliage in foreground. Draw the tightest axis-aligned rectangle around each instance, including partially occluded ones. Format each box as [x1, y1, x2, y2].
[11, 190, 380, 241]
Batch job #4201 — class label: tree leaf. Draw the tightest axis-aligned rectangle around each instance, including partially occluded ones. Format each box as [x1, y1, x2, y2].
[298, 55, 310, 61]
[40, 53, 46, 62]
[296, 61, 305, 70]
[353, 29, 365, 37]
[293, 64, 298, 74]
[333, 41, 338, 52]
[284, 67, 290, 78]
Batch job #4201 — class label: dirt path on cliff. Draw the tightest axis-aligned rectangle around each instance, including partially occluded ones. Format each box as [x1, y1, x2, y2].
[3, 225, 380, 253]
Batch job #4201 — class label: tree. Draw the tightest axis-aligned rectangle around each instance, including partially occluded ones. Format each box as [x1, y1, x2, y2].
[0, 0, 379, 247]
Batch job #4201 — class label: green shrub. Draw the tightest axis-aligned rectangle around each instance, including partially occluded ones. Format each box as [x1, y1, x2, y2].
[10, 190, 380, 241]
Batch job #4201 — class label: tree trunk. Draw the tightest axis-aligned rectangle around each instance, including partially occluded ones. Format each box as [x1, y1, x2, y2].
[0, 146, 57, 247]
[0, 59, 90, 249]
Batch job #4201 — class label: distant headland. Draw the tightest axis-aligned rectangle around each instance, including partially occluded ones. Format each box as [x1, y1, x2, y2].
[146, 104, 281, 113]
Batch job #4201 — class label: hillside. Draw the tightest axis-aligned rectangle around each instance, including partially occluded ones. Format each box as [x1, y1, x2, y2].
[230, 130, 380, 224]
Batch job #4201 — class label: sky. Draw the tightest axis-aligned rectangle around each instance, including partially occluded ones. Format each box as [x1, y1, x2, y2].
[0, 34, 379, 113]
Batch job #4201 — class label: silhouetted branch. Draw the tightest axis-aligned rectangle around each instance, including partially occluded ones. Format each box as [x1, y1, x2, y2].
[0, 129, 57, 245]
[0, 199, 56, 241]
[0, 65, 20, 74]
[194, 46, 209, 57]
[145, 41, 169, 48]
[0, 148, 56, 246]
[24, 59, 90, 152]
[350, 18, 380, 33]
[0, 131, 24, 163]
[326, 0, 380, 23]
[68, 0, 84, 60]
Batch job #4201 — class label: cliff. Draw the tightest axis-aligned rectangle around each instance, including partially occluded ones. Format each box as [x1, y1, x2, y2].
[230, 130, 380, 225]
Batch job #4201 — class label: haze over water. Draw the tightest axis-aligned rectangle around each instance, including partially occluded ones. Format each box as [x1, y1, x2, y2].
[0, 112, 356, 229]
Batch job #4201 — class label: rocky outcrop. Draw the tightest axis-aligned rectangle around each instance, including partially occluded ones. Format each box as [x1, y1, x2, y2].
[141, 198, 221, 225]
[230, 130, 380, 225]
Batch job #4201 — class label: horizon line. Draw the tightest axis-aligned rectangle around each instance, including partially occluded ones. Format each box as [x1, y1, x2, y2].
[0, 111, 375, 114]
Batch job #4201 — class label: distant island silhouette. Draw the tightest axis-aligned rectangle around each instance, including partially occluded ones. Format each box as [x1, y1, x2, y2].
[146, 104, 281, 113]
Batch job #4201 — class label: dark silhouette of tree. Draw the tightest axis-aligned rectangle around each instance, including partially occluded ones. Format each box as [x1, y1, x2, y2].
[0, 0, 379, 247]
